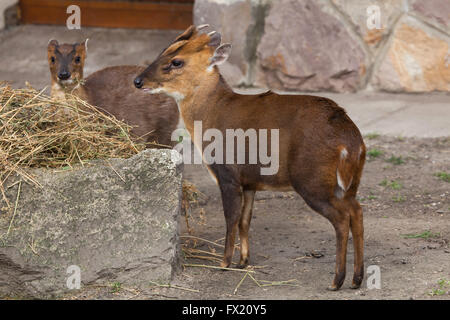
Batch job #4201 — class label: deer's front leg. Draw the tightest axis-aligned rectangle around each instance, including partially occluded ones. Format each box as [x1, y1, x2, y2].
[219, 182, 243, 268]
[238, 189, 255, 268]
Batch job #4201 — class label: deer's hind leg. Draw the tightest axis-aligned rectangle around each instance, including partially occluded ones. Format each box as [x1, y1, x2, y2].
[348, 198, 364, 289]
[323, 198, 351, 291]
[291, 181, 352, 290]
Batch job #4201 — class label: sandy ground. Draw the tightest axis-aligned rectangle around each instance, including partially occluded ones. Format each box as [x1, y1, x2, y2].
[63, 136, 449, 300]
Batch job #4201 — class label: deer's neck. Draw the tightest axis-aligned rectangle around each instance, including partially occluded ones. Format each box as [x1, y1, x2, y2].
[178, 72, 234, 134]
[50, 78, 85, 100]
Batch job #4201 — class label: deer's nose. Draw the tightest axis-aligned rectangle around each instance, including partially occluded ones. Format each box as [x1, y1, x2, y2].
[58, 71, 71, 80]
[134, 77, 143, 89]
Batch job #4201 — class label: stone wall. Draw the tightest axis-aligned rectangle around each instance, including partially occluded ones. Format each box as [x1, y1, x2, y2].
[0, 0, 18, 30]
[194, 0, 450, 93]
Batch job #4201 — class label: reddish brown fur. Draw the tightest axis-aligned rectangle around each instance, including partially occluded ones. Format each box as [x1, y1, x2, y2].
[47, 41, 179, 146]
[135, 26, 366, 290]
[48, 40, 87, 98]
[81, 66, 179, 146]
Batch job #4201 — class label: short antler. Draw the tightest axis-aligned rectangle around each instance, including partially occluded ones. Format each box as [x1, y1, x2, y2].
[197, 24, 210, 31]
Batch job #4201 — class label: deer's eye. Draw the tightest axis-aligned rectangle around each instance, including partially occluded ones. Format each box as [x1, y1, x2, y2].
[75, 56, 81, 64]
[51, 57, 56, 63]
[171, 59, 184, 68]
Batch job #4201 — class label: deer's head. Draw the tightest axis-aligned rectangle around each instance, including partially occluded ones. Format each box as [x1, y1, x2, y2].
[47, 39, 87, 87]
[134, 25, 231, 102]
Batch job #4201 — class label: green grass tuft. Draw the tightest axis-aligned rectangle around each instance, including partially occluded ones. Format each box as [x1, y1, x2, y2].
[401, 230, 440, 239]
[428, 278, 450, 296]
[365, 132, 380, 140]
[111, 282, 122, 293]
[434, 172, 450, 183]
[386, 156, 405, 165]
[367, 148, 383, 159]
[380, 179, 402, 190]
[392, 195, 406, 202]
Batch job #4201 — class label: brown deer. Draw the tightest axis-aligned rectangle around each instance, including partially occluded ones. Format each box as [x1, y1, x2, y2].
[47, 39, 179, 147]
[134, 25, 367, 291]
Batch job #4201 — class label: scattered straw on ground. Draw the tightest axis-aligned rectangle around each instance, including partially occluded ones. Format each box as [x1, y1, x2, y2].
[181, 180, 205, 234]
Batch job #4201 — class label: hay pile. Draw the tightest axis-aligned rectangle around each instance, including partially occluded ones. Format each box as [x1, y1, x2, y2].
[0, 83, 146, 205]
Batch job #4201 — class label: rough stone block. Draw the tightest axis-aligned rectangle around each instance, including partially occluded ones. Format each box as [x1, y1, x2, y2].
[411, 0, 450, 33]
[0, 149, 183, 298]
[331, 0, 404, 49]
[373, 15, 450, 92]
[255, 0, 367, 92]
[0, 0, 17, 30]
[194, 0, 269, 86]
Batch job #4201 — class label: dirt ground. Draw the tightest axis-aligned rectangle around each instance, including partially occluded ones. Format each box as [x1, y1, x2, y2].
[1, 24, 448, 301]
[62, 135, 449, 300]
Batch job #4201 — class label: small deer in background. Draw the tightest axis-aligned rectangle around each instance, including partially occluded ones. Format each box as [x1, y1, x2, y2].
[134, 25, 367, 291]
[47, 39, 179, 147]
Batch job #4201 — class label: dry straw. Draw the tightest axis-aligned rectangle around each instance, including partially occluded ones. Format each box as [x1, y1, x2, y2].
[0, 83, 147, 208]
[181, 180, 204, 234]
[0, 83, 200, 216]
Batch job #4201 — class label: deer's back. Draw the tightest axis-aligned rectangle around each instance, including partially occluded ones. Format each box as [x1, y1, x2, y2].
[83, 66, 179, 146]
[210, 92, 363, 149]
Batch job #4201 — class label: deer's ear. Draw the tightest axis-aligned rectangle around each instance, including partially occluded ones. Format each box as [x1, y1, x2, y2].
[175, 25, 196, 42]
[48, 39, 59, 48]
[209, 43, 232, 67]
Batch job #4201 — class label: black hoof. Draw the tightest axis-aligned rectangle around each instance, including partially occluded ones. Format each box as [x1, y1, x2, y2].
[326, 285, 339, 291]
[237, 258, 249, 269]
[329, 273, 345, 291]
[350, 283, 361, 289]
[351, 274, 364, 289]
